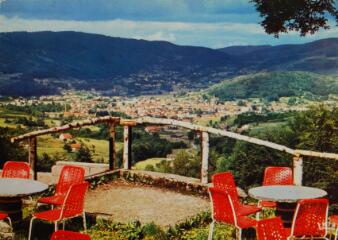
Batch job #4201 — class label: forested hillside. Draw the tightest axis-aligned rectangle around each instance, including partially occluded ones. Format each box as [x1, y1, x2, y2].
[208, 71, 338, 101]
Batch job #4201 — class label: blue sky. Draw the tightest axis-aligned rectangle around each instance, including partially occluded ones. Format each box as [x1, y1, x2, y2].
[0, 0, 337, 48]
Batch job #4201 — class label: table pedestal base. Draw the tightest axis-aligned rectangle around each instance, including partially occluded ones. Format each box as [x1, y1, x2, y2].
[276, 202, 297, 228]
[0, 197, 23, 229]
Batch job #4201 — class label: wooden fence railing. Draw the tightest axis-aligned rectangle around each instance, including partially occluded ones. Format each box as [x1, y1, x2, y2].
[11, 116, 338, 184]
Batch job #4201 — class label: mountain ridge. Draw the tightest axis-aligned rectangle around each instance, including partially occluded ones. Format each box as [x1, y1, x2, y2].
[0, 31, 337, 96]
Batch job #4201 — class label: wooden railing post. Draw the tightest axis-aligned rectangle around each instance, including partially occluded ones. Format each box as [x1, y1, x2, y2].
[108, 122, 116, 170]
[123, 125, 132, 169]
[28, 137, 37, 180]
[201, 131, 209, 184]
[293, 155, 303, 186]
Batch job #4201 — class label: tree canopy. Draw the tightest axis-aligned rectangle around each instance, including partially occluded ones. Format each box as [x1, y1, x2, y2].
[252, 0, 338, 37]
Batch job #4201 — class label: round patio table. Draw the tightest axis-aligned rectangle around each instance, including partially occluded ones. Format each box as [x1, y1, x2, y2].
[0, 178, 48, 228]
[249, 185, 327, 227]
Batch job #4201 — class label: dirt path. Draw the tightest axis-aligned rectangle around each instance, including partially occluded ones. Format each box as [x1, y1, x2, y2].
[85, 179, 210, 226]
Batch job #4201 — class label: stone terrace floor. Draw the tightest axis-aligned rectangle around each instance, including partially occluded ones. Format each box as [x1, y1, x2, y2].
[84, 179, 210, 226]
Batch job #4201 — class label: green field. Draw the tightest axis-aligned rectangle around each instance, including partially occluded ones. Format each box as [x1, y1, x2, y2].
[249, 121, 287, 135]
[37, 135, 69, 157]
[78, 137, 123, 163]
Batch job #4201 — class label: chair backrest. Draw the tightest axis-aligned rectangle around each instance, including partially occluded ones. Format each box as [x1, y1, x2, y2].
[263, 167, 293, 186]
[51, 230, 91, 240]
[60, 181, 89, 219]
[212, 172, 240, 206]
[291, 198, 328, 237]
[2, 161, 30, 179]
[55, 165, 85, 196]
[208, 187, 237, 226]
[257, 217, 288, 240]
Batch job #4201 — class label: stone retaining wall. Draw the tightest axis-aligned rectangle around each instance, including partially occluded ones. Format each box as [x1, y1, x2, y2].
[52, 161, 109, 178]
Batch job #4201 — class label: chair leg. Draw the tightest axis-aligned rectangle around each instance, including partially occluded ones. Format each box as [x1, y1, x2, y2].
[6, 217, 12, 229]
[256, 211, 260, 220]
[83, 212, 87, 232]
[236, 228, 242, 240]
[208, 221, 214, 240]
[62, 221, 65, 230]
[54, 221, 58, 232]
[28, 217, 35, 240]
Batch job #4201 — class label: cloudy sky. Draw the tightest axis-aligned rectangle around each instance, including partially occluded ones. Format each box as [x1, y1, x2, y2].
[0, 0, 337, 48]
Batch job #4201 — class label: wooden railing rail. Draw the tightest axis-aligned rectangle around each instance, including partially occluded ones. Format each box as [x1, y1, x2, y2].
[11, 116, 338, 184]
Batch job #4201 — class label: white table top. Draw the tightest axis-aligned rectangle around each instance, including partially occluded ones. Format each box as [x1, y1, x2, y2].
[248, 185, 327, 203]
[0, 178, 48, 198]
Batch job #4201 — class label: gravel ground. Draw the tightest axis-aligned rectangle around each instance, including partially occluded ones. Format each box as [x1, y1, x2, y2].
[85, 179, 210, 226]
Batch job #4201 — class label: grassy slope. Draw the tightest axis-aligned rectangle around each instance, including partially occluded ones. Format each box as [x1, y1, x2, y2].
[133, 158, 166, 170]
[0, 107, 123, 163]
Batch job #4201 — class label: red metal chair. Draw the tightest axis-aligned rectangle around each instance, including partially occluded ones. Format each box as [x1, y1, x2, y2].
[288, 198, 329, 239]
[38, 165, 85, 207]
[2, 161, 31, 179]
[212, 172, 261, 217]
[51, 230, 91, 240]
[208, 187, 257, 240]
[257, 217, 288, 240]
[29, 182, 89, 240]
[0, 213, 12, 229]
[259, 167, 293, 209]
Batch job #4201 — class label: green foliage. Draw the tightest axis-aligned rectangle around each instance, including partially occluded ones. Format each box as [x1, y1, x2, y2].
[37, 153, 56, 172]
[14, 116, 46, 127]
[63, 143, 72, 153]
[3, 102, 63, 117]
[215, 105, 337, 213]
[142, 223, 166, 240]
[120, 129, 187, 164]
[172, 150, 201, 178]
[75, 145, 94, 163]
[0, 127, 28, 168]
[289, 105, 338, 210]
[153, 150, 201, 178]
[69, 124, 123, 140]
[252, 0, 338, 37]
[144, 164, 155, 172]
[155, 160, 172, 174]
[208, 71, 338, 101]
[232, 111, 294, 128]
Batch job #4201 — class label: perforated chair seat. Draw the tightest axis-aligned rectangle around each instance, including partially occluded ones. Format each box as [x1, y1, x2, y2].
[212, 172, 262, 219]
[2, 161, 31, 179]
[237, 204, 261, 216]
[38, 195, 65, 206]
[38, 165, 85, 206]
[236, 216, 257, 229]
[290, 198, 329, 238]
[208, 187, 257, 240]
[33, 209, 63, 221]
[29, 182, 89, 240]
[257, 217, 288, 240]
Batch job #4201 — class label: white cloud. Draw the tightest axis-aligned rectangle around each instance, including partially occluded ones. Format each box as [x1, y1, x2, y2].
[137, 31, 177, 42]
[0, 15, 336, 48]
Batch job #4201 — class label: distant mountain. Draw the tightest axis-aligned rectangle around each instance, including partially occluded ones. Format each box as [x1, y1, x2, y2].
[219, 38, 338, 74]
[0, 31, 337, 96]
[218, 45, 272, 56]
[208, 71, 338, 101]
[0, 31, 238, 96]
